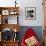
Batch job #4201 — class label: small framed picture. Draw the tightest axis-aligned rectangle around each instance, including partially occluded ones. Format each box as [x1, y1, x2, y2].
[2, 10, 9, 15]
[25, 7, 36, 20]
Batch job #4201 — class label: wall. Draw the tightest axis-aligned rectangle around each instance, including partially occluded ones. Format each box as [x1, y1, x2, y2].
[18, 0, 44, 26]
[0, 0, 44, 26]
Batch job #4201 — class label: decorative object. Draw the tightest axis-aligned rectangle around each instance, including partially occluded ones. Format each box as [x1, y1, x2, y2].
[15, 0, 17, 7]
[25, 7, 36, 20]
[9, 10, 18, 15]
[14, 28, 17, 32]
[2, 10, 9, 15]
[13, 32, 18, 41]
[25, 36, 38, 46]
[21, 28, 41, 46]
[1, 28, 18, 41]
[5, 18, 8, 24]
[2, 28, 13, 41]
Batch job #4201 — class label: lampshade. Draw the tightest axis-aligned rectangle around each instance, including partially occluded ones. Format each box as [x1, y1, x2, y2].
[13, 28, 17, 32]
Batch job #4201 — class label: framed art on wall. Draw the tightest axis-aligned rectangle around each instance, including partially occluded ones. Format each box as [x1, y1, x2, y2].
[25, 7, 36, 20]
[2, 10, 9, 15]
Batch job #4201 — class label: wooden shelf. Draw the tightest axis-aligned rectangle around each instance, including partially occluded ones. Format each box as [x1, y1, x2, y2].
[0, 7, 19, 15]
[0, 7, 19, 10]
[0, 40, 19, 46]
[0, 7, 19, 24]
[0, 7, 19, 46]
[2, 40, 19, 42]
[0, 24, 20, 32]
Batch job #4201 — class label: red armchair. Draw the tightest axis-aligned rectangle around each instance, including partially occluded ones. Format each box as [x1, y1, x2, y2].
[21, 28, 41, 46]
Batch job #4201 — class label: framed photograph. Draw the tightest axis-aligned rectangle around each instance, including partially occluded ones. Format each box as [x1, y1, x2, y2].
[25, 7, 36, 20]
[2, 10, 9, 15]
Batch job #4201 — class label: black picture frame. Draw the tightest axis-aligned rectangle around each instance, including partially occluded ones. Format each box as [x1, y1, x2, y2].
[25, 7, 36, 20]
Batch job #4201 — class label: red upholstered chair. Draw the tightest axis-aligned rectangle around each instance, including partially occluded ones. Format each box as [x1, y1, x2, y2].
[21, 28, 41, 46]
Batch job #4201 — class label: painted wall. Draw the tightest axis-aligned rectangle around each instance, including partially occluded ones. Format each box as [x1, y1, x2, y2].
[0, 0, 44, 26]
[18, 0, 44, 26]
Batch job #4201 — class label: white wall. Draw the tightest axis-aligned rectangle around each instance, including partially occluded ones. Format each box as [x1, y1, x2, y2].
[0, 0, 44, 26]
[18, 0, 44, 26]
